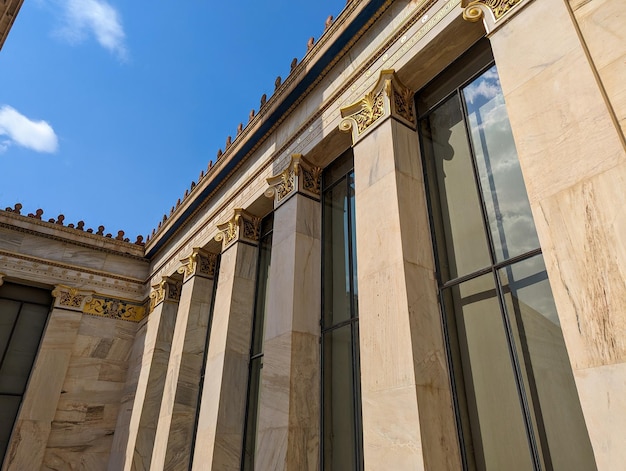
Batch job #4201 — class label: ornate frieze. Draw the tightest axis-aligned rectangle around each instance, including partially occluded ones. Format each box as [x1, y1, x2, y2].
[52, 285, 94, 311]
[340, 69, 415, 144]
[461, 0, 526, 33]
[149, 276, 182, 312]
[215, 209, 261, 251]
[177, 248, 218, 280]
[83, 296, 147, 322]
[265, 154, 322, 206]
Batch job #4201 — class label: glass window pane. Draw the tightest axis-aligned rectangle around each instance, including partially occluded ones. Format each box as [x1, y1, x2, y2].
[0, 395, 21, 459]
[251, 232, 272, 356]
[242, 356, 263, 471]
[0, 299, 20, 357]
[500, 256, 596, 471]
[323, 180, 351, 327]
[443, 275, 534, 470]
[348, 172, 359, 318]
[463, 66, 540, 262]
[0, 303, 48, 395]
[421, 95, 491, 281]
[323, 325, 356, 471]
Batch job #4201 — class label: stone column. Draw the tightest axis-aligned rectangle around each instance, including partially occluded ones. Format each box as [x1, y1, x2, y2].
[339, 70, 461, 470]
[252, 155, 321, 469]
[3, 286, 89, 471]
[191, 209, 260, 471]
[476, 0, 626, 467]
[123, 277, 181, 471]
[150, 249, 218, 470]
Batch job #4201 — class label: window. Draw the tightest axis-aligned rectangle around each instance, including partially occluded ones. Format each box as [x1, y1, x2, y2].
[417, 42, 596, 471]
[321, 150, 363, 471]
[0, 282, 51, 463]
[241, 214, 273, 470]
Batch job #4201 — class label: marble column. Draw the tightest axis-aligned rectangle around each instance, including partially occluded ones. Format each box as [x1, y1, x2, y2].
[123, 277, 181, 471]
[483, 0, 626, 467]
[150, 249, 218, 470]
[339, 70, 461, 470]
[3, 286, 89, 471]
[253, 155, 321, 469]
[191, 209, 260, 471]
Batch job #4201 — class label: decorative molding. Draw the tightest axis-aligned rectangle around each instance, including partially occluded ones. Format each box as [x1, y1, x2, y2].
[52, 285, 94, 311]
[340, 69, 415, 143]
[177, 248, 218, 280]
[149, 277, 182, 312]
[265, 154, 322, 206]
[461, 0, 526, 33]
[0, 250, 146, 299]
[83, 296, 147, 322]
[0, 273, 4, 287]
[215, 209, 261, 251]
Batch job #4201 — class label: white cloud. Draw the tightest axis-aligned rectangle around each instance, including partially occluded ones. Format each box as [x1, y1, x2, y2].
[58, 0, 127, 60]
[0, 106, 59, 153]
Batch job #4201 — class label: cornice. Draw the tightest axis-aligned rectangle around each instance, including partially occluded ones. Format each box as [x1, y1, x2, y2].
[147, 0, 457, 278]
[145, 0, 393, 258]
[0, 212, 147, 261]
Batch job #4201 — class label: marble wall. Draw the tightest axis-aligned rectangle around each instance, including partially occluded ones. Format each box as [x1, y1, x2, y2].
[490, 0, 626, 467]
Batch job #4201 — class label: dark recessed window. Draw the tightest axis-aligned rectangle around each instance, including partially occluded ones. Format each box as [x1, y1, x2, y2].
[0, 282, 51, 464]
[321, 150, 363, 471]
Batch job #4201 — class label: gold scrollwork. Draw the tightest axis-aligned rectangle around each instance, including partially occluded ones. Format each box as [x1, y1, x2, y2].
[149, 277, 181, 312]
[216, 209, 261, 249]
[461, 0, 522, 22]
[177, 249, 217, 279]
[266, 154, 322, 205]
[340, 69, 415, 143]
[83, 297, 146, 322]
[52, 286, 91, 309]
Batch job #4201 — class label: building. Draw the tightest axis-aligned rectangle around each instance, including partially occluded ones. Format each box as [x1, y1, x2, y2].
[0, 0, 23, 51]
[1, 0, 625, 469]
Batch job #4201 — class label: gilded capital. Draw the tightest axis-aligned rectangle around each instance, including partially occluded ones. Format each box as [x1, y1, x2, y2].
[177, 248, 218, 280]
[52, 285, 94, 311]
[265, 154, 322, 206]
[461, 0, 524, 33]
[340, 69, 415, 144]
[215, 208, 261, 251]
[149, 276, 182, 312]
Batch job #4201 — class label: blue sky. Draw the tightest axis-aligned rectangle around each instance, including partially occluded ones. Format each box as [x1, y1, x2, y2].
[0, 0, 345, 242]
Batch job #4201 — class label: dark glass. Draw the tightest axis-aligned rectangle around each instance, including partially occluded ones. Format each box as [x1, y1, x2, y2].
[500, 256, 596, 471]
[322, 325, 357, 471]
[323, 179, 352, 327]
[242, 215, 273, 471]
[443, 275, 534, 470]
[0, 300, 20, 358]
[321, 151, 362, 471]
[421, 95, 491, 281]
[463, 66, 540, 262]
[0, 395, 21, 459]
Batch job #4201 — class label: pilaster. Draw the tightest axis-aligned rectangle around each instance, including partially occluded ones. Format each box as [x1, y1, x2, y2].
[340, 70, 461, 470]
[487, 0, 626, 467]
[3, 285, 86, 471]
[253, 156, 321, 470]
[191, 210, 260, 471]
[123, 277, 181, 471]
[151, 249, 218, 470]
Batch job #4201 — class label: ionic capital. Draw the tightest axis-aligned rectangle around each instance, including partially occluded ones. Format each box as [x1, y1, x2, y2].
[265, 154, 322, 207]
[215, 208, 261, 251]
[52, 285, 95, 311]
[177, 248, 218, 280]
[461, 0, 526, 34]
[340, 69, 415, 144]
[149, 276, 182, 312]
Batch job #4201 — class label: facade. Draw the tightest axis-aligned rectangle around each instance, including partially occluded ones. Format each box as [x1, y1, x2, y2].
[1, 0, 625, 469]
[0, 0, 23, 50]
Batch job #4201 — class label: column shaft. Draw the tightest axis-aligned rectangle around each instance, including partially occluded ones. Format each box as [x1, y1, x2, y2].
[191, 242, 257, 471]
